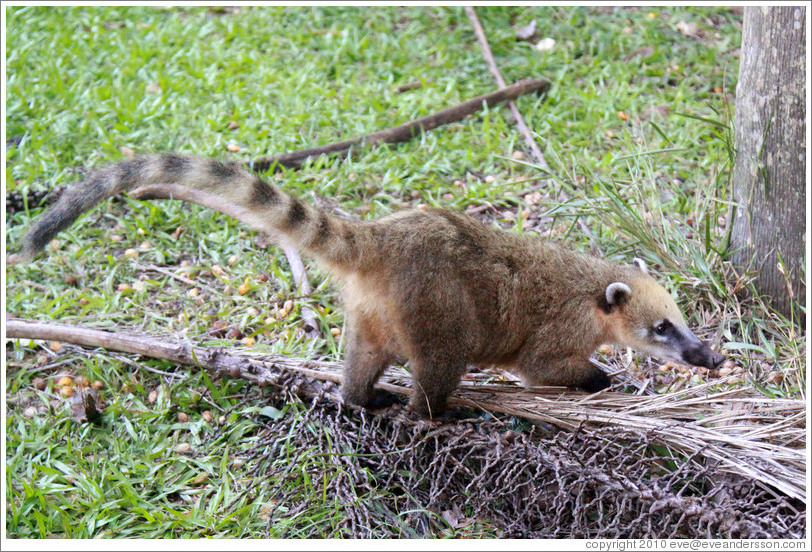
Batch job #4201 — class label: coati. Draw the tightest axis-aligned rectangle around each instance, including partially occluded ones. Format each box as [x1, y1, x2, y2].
[9, 153, 726, 418]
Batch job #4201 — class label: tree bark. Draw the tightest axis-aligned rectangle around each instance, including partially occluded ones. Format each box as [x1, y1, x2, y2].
[730, 6, 806, 320]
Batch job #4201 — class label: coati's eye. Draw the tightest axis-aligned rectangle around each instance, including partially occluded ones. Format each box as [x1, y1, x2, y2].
[654, 321, 670, 335]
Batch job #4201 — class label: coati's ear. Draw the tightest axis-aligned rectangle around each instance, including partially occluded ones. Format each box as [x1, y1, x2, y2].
[605, 282, 632, 310]
[632, 258, 648, 274]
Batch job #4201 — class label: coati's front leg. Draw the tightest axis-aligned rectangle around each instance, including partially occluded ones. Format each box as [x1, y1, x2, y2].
[517, 351, 611, 393]
[340, 316, 397, 410]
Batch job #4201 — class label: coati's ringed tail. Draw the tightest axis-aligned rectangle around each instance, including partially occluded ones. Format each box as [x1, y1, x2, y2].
[9, 154, 363, 272]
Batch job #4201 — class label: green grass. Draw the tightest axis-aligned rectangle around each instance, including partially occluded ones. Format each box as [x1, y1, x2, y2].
[5, 5, 800, 539]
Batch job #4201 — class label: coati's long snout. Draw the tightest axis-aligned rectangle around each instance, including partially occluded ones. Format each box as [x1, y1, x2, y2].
[677, 330, 727, 369]
[11, 153, 727, 419]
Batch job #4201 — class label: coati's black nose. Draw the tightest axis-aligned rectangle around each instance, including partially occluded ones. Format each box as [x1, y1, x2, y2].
[683, 342, 726, 370]
[709, 350, 727, 369]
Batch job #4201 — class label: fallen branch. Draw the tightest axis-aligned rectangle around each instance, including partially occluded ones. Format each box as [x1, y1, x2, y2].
[6, 318, 805, 502]
[248, 77, 550, 172]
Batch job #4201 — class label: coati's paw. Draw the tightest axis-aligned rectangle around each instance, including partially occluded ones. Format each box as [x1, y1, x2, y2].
[365, 389, 403, 410]
[579, 368, 612, 393]
[342, 387, 404, 411]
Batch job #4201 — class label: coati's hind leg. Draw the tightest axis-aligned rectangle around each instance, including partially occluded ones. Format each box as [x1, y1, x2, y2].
[407, 354, 467, 419]
[340, 316, 397, 410]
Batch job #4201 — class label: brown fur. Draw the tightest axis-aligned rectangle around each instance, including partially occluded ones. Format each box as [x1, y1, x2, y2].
[11, 154, 725, 418]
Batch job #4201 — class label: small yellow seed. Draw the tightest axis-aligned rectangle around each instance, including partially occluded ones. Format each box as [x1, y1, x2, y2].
[238, 278, 250, 296]
[148, 389, 159, 403]
[202, 410, 214, 423]
[124, 248, 139, 258]
[175, 443, 191, 453]
[57, 376, 73, 387]
[331, 327, 341, 337]
[75, 376, 89, 387]
[118, 283, 132, 292]
[241, 336, 256, 347]
[177, 412, 189, 423]
[92, 380, 104, 390]
[60, 386, 74, 398]
[188, 287, 199, 298]
[50, 341, 63, 352]
[211, 264, 224, 277]
[227, 143, 241, 152]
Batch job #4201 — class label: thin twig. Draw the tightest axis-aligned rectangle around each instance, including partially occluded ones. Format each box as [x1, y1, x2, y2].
[139, 263, 222, 297]
[465, 7, 594, 239]
[465, 6, 547, 169]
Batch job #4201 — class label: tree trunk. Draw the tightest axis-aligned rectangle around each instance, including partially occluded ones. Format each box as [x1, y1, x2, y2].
[730, 6, 806, 321]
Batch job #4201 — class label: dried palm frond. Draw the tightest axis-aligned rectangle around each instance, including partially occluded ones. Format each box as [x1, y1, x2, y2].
[7, 318, 807, 505]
